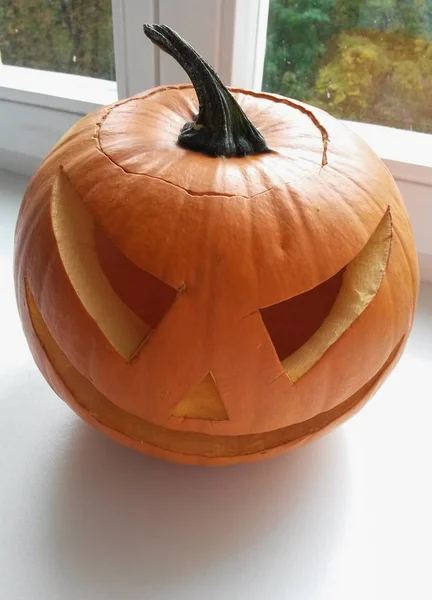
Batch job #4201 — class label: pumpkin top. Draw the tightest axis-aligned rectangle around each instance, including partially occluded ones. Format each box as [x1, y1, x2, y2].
[99, 85, 330, 197]
[17, 25, 409, 314]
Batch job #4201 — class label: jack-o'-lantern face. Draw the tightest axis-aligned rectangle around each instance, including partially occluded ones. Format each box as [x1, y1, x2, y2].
[15, 26, 418, 465]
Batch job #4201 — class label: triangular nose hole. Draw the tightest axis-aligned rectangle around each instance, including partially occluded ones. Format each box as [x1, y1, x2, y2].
[172, 373, 228, 420]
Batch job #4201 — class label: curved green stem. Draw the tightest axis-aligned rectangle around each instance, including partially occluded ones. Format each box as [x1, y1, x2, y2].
[143, 24, 270, 158]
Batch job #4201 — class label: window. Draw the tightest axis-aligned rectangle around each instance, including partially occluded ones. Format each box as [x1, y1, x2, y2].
[262, 0, 432, 134]
[0, 0, 115, 81]
[0, 1, 118, 120]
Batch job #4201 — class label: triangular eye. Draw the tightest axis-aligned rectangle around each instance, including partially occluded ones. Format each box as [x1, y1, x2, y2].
[260, 268, 345, 361]
[171, 373, 228, 420]
[94, 221, 177, 329]
[51, 170, 177, 360]
[260, 210, 392, 382]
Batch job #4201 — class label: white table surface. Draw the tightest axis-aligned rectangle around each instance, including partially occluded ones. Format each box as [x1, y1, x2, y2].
[1, 170, 431, 600]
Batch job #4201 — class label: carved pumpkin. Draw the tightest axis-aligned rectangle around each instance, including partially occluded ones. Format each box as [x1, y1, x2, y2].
[14, 25, 418, 465]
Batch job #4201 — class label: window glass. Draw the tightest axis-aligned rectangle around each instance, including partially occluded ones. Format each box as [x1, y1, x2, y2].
[0, 0, 115, 81]
[263, 0, 432, 133]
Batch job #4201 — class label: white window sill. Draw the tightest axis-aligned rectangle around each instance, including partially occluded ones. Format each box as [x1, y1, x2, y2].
[0, 64, 118, 114]
[345, 120, 432, 187]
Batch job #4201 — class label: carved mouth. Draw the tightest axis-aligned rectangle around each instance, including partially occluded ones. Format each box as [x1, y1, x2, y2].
[26, 281, 403, 462]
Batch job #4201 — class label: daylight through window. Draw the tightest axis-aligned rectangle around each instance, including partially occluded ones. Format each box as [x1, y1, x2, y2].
[263, 0, 432, 134]
[0, 0, 115, 81]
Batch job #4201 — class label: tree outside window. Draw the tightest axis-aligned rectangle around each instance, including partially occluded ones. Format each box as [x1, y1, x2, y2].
[263, 0, 432, 133]
[0, 0, 115, 81]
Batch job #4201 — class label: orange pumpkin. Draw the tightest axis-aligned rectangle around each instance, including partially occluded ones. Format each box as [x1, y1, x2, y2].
[14, 25, 418, 465]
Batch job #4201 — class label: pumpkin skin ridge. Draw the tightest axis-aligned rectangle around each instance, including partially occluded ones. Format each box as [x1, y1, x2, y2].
[96, 84, 330, 199]
[392, 226, 419, 311]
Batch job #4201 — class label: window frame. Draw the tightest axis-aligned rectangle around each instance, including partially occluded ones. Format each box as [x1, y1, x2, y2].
[0, 0, 431, 275]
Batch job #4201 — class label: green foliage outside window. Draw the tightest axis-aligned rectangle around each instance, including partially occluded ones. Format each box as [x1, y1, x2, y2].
[0, 0, 115, 80]
[263, 0, 432, 133]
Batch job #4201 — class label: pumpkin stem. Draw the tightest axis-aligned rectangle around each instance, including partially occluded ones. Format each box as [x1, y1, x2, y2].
[143, 24, 270, 158]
